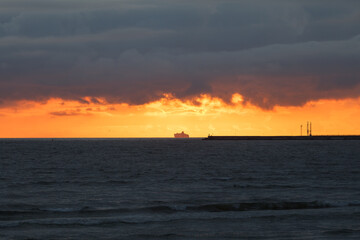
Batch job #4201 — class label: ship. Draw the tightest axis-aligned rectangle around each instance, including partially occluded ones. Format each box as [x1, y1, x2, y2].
[174, 131, 189, 138]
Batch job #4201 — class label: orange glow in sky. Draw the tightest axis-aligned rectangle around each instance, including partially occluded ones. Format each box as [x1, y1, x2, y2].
[0, 94, 359, 138]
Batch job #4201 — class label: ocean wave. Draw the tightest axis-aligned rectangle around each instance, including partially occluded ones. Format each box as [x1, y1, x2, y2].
[39, 206, 92, 213]
[138, 200, 336, 213]
[7, 179, 130, 188]
[186, 201, 332, 212]
[141, 200, 357, 213]
[231, 183, 303, 189]
[0, 204, 181, 216]
[0, 206, 91, 216]
[324, 228, 360, 235]
[132, 233, 183, 238]
[0, 217, 137, 228]
[1, 200, 358, 218]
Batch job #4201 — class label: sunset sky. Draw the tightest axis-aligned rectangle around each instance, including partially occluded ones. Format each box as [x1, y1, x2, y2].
[1, 0, 360, 137]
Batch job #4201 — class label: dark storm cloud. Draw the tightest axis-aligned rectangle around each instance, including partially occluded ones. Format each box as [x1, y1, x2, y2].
[1, 0, 360, 108]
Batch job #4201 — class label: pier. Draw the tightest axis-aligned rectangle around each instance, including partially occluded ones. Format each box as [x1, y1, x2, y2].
[203, 135, 360, 140]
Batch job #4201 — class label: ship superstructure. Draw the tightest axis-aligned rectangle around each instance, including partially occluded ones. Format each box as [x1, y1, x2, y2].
[174, 131, 189, 138]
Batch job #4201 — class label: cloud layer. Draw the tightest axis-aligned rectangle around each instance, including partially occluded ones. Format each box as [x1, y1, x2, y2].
[1, 0, 360, 108]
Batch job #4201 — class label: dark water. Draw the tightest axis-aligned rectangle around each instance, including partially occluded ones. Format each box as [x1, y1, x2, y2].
[0, 139, 359, 240]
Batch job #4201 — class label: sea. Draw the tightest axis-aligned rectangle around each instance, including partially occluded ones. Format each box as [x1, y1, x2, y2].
[0, 138, 359, 240]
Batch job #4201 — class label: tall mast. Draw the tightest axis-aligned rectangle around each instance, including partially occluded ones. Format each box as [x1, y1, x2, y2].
[307, 122, 309, 136]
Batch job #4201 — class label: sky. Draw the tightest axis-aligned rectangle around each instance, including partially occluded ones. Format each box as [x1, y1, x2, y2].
[1, 0, 360, 137]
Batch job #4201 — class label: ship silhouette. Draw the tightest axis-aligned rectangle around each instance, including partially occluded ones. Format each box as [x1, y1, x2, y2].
[174, 131, 189, 138]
